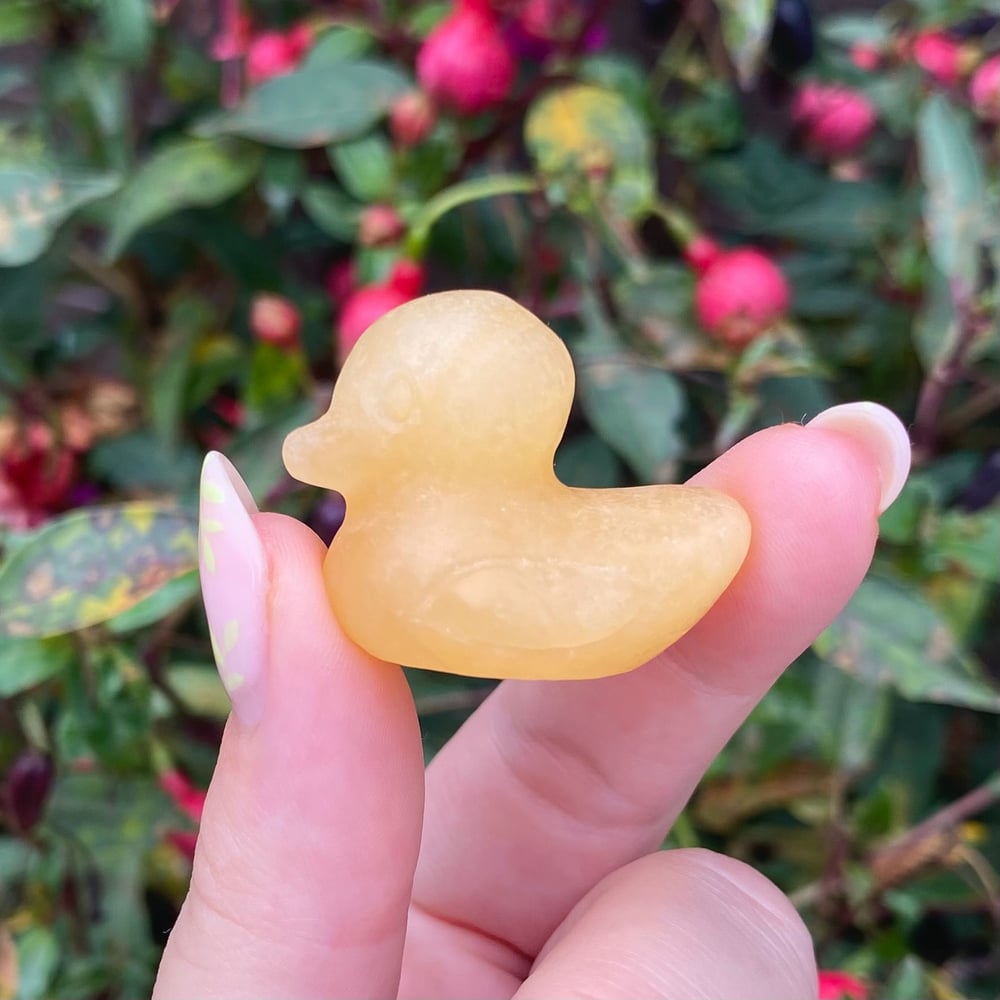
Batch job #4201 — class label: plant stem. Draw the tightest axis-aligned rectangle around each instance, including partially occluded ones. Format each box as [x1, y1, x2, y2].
[911, 287, 984, 460]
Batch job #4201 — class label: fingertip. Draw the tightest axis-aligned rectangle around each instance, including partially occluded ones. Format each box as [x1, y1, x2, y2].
[807, 402, 911, 514]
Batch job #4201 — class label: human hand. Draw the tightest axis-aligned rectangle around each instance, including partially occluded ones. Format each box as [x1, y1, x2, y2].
[153, 402, 910, 1000]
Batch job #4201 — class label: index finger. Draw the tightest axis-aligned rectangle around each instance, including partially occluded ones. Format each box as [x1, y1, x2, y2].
[400, 404, 910, 998]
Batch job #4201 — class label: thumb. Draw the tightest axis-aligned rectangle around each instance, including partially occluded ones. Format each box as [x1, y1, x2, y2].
[153, 454, 425, 1000]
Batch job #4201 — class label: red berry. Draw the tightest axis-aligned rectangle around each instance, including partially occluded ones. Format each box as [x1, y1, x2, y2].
[390, 90, 437, 147]
[818, 970, 868, 1000]
[694, 248, 790, 348]
[913, 31, 963, 86]
[417, 0, 515, 114]
[683, 235, 722, 275]
[792, 82, 877, 158]
[337, 263, 426, 362]
[249, 293, 301, 350]
[358, 204, 406, 248]
[387, 259, 426, 298]
[970, 55, 1000, 123]
[849, 42, 881, 72]
[246, 25, 310, 85]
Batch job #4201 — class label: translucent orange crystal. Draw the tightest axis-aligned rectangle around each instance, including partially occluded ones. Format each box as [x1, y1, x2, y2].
[283, 290, 750, 680]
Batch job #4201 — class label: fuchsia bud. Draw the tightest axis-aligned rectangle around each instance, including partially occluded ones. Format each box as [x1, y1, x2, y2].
[159, 769, 207, 861]
[337, 261, 426, 362]
[390, 90, 438, 147]
[969, 55, 1000, 123]
[249, 293, 301, 350]
[2, 751, 54, 835]
[694, 248, 790, 348]
[912, 30, 964, 86]
[246, 24, 311, 85]
[792, 82, 877, 157]
[849, 42, 881, 72]
[358, 204, 407, 247]
[818, 970, 868, 1000]
[417, 0, 516, 114]
[683, 235, 722, 275]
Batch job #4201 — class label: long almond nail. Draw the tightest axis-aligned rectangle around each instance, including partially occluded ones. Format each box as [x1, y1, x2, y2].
[199, 452, 268, 727]
[807, 402, 912, 514]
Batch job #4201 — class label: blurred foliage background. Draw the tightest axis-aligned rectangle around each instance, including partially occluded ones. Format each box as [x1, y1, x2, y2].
[0, 0, 998, 997]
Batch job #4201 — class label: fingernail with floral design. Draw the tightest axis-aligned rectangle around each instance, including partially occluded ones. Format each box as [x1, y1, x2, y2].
[199, 452, 268, 727]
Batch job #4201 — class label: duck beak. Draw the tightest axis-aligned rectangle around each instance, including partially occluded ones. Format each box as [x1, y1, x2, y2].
[282, 417, 351, 493]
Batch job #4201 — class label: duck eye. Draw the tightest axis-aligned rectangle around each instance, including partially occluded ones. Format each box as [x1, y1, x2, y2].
[370, 372, 418, 429]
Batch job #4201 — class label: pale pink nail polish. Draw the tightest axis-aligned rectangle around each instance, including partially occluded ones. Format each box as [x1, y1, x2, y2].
[199, 452, 268, 727]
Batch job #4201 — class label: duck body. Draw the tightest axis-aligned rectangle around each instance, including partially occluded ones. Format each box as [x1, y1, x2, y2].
[324, 474, 749, 680]
[283, 289, 752, 681]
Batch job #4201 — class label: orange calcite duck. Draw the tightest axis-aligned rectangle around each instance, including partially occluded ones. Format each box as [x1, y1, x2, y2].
[283, 290, 751, 680]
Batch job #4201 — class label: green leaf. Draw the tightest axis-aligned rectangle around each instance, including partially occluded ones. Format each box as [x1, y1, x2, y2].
[525, 84, 654, 220]
[301, 182, 361, 241]
[0, 636, 74, 696]
[812, 665, 891, 771]
[715, 0, 776, 87]
[150, 297, 215, 451]
[0, 1, 48, 45]
[106, 571, 200, 634]
[105, 138, 261, 259]
[95, 0, 152, 64]
[0, 503, 197, 638]
[555, 434, 628, 489]
[328, 133, 396, 203]
[87, 432, 203, 494]
[12, 927, 59, 1000]
[916, 95, 987, 295]
[245, 341, 308, 412]
[926, 507, 1000, 582]
[0, 163, 118, 267]
[699, 138, 895, 249]
[912, 264, 957, 372]
[571, 293, 686, 483]
[226, 400, 318, 502]
[304, 25, 375, 64]
[46, 774, 161, 993]
[165, 662, 231, 719]
[407, 173, 537, 256]
[882, 956, 932, 999]
[814, 575, 1000, 712]
[195, 59, 409, 148]
[0, 66, 25, 98]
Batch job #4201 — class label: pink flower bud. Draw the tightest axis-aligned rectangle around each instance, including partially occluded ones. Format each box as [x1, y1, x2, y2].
[417, 0, 516, 114]
[159, 769, 206, 824]
[325, 260, 357, 305]
[246, 25, 311, 85]
[849, 42, 881, 72]
[683, 235, 722, 275]
[913, 30, 963, 86]
[387, 259, 426, 298]
[818, 970, 868, 1000]
[249, 293, 301, 350]
[390, 90, 437, 147]
[694, 248, 790, 348]
[358, 204, 407, 247]
[792, 82, 877, 158]
[970, 54, 1000, 123]
[211, 12, 253, 61]
[2, 751, 54, 834]
[337, 262, 426, 362]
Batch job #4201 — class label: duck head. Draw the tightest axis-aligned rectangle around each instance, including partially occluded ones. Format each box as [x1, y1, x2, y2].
[283, 290, 575, 501]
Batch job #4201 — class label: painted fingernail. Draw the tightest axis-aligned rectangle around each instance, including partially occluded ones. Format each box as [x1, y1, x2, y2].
[199, 452, 268, 727]
[807, 402, 912, 514]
